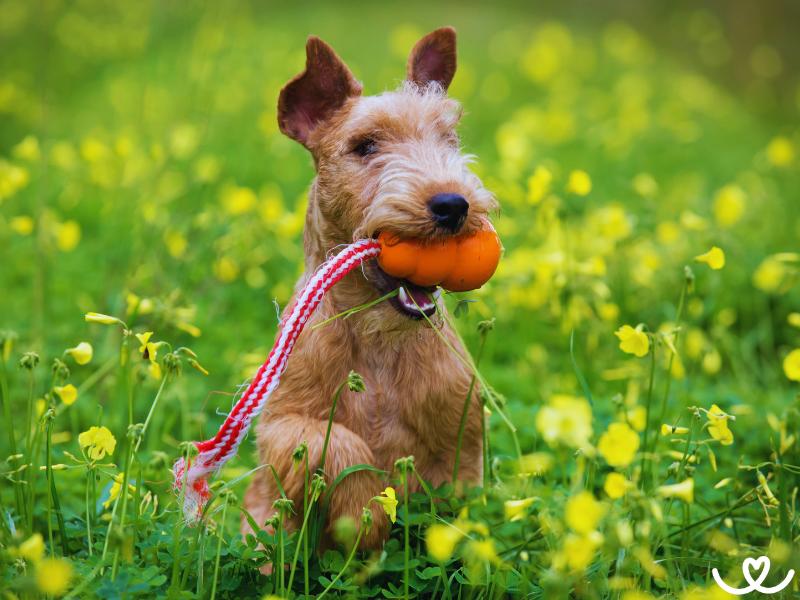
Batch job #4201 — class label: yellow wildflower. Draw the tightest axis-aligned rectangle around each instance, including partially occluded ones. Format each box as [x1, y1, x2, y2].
[597, 422, 640, 467]
[465, 539, 500, 564]
[135, 332, 158, 363]
[85, 312, 122, 325]
[79, 426, 116, 460]
[783, 349, 800, 382]
[374, 487, 398, 524]
[65, 341, 93, 365]
[694, 246, 725, 270]
[556, 531, 603, 571]
[426, 523, 463, 562]
[657, 478, 694, 503]
[603, 473, 630, 499]
[565, 491, 605, 534]
[706, 404, 734, 445]
[788, 313, 800, 328]
[517, 452, 554, 475]
[614, 325, 649, 357]
[220, 185, 257, 215]
[526, 166, 552, 204]
[18, 533, 45, 563]
[566, 169, 591, 196]
[535, 394, 593, 450]
[10, 215, 34, 235]
[214, 256, 240, 282]
[55, 220, 81, 252]
[661, 424, 689, 436]
[36, 558, 73, 596]
[766, 136, 794, 167]
[53, 384, 78, 406]
[712, 184, 745, 227]
[13, 135, 41, 161]
[504, 497, 536, 521]
[104, 472, 135, 509]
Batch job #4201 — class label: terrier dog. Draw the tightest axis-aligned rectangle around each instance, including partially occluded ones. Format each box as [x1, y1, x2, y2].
[242, 26, 497, 551]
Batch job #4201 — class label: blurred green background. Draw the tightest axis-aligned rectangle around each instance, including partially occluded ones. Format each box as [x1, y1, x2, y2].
[1, 0, 798, 458]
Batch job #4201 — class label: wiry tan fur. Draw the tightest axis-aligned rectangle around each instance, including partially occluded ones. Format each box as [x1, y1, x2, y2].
[242, 27, 497, 557]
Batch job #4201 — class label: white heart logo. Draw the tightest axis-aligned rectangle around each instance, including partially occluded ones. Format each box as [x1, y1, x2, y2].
[742, 556, 770, 588]
[713, 554, 796, 595]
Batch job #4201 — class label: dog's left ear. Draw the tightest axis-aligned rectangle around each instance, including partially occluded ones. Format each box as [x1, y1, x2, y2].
[406, 27, 457, 91]
[278, 36, 363, 147]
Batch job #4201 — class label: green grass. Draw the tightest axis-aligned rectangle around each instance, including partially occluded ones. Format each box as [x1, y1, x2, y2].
[1, 1, 799, 598]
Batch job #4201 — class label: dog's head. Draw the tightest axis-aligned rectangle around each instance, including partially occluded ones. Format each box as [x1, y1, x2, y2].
[279, 27, 496, 323]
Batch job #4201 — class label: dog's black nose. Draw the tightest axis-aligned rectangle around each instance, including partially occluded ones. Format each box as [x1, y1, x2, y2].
[429, 193, 469, 232]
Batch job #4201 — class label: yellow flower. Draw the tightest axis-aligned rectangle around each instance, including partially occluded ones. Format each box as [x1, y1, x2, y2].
[614, 325, 649, 357]
[10, 215, 34, 235]
[565, 491, 605, 534]
[517, 452, 554, 476]
[535, 394, 593, 450]
[712, 184, 745, 227]
[657, 478, 694, 503]
[220, 185, 257, 215]
[13, 135, 41, 161]
[504, 497, 536, 521]
[55, 220, 81, 252]
[214, 256, 240, 282]
[374, 487, 398, 524]
[135, 332, 158, 362]
[78, 426, 117, 460]
[85, 312, 122, 325]
[661, 423, 689, 436]
[783, 349, 800, 382]
[766, 136, 794, 167]
[465, 539, 500, 564]
[566, 169, 592, 196]
[65, 341, 93, 365]
[104, 472, 135, 509]
[426, 523, 463, 562]
[35, 557, 73, 596]
[18, 533, 45, 562]
[597, 422, 640, 467]
[603, 473, 630, 499]
[788, 313, 800, 328]
[694, 246, 725, 270]
[53, 384, 78, 406]
[526, 166, 552, 204]
[706, 404, 734, 445]
[555, 531, 603, 572]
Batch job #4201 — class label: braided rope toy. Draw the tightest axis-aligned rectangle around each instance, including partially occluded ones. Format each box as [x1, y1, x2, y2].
[172, 239, 382, 520]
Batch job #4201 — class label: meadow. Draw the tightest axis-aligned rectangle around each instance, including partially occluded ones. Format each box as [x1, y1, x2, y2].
[1, 1, 799, 598]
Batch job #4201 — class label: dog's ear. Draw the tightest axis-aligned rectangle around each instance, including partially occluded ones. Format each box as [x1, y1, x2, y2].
[278, 36, 362, 147]
[406, 27, 457, 91]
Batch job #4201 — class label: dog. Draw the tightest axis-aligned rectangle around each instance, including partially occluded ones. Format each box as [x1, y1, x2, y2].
[242, 26, 497, 552]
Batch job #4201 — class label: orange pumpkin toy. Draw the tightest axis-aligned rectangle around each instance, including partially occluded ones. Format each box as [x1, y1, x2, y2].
[377, 221, 502, 292]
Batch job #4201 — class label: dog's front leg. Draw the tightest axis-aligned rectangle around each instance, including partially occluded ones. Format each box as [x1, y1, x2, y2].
[249, 413, 389, 549]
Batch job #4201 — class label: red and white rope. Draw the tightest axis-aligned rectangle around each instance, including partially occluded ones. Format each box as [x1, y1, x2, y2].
[173, 239, 382, 520]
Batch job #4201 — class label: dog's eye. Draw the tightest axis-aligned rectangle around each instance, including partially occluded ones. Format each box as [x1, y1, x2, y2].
[352, 138, 378, 158]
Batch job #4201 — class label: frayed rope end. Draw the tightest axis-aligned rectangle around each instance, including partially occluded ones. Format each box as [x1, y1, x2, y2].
[172, 455, 212, 525]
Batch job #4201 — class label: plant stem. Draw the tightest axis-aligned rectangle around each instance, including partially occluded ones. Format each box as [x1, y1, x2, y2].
[453, 329, 489, 483]
[111, 434, 135, 579]
[209, 499, 228, 600]
[45, 413, 67, 555]
[319, 380, 346, 475]
[136, 373, 169, 453]
[318, 526, 364, 599]
[287, 455, 318, 594]
[85, 467, 93, 555]
[0, 359, 24, 517]
[403, 466, 410, 600]
[640, 343, 657, 490]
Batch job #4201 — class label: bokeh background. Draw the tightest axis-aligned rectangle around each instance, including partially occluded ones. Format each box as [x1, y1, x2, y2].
[1, 1, 799, 597]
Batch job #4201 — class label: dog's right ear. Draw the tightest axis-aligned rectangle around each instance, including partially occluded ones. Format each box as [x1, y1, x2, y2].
[278, 36, 362, 147]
